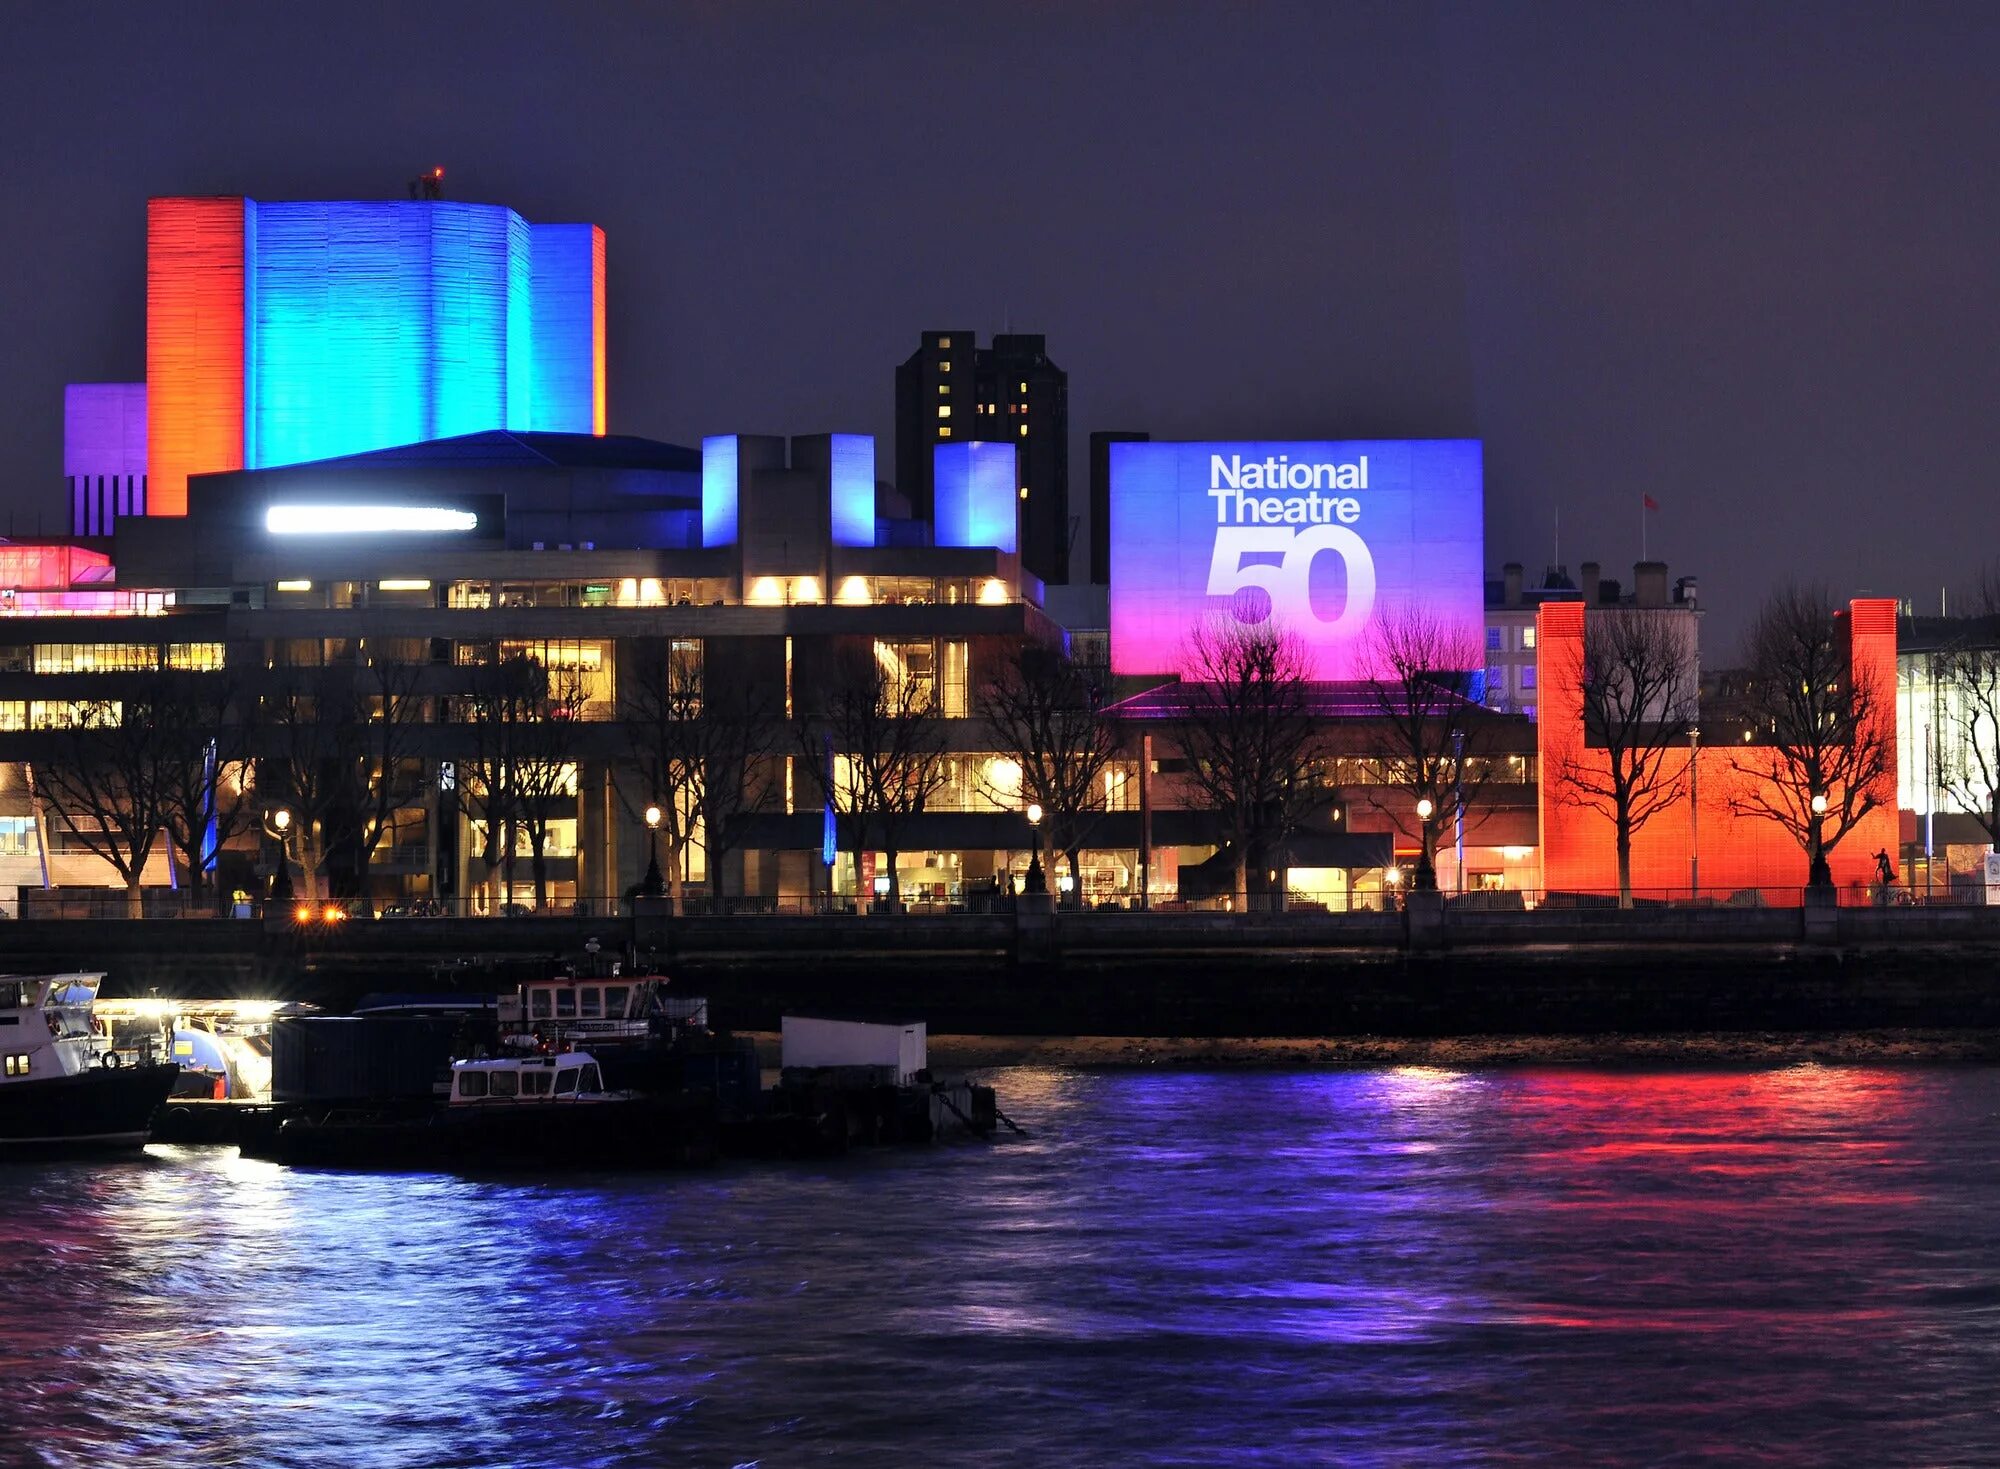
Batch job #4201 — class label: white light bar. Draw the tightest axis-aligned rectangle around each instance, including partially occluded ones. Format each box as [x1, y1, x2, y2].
[266, 505, 478, 536]
[378, 579, 433, 592]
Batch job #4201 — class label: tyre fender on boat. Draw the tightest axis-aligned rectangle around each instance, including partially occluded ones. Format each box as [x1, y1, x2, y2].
[100, 1050, 122, 1069]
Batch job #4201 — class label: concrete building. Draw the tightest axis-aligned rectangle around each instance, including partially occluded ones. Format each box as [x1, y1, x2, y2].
[1893, 610, 2000, 899]
[1486, 559, 1700, 719]
[894, 331, 1070, 586]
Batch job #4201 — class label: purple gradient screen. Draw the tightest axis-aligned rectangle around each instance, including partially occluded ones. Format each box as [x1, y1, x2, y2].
[1108, 440, 1484, 679]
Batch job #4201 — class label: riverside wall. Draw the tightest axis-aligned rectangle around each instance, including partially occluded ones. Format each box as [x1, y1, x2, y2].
[7, 906, 2000, 1038]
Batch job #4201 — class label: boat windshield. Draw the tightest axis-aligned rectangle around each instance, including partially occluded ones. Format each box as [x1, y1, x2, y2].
[580, 1064, 602, 1092]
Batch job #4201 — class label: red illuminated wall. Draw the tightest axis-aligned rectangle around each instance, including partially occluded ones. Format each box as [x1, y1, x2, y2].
[145, 197, 246, 517]
[1537, 598, 1899, 902]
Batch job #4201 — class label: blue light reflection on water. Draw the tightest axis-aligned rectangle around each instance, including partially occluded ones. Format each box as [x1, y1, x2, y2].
[3, 1066, 2000, 1466]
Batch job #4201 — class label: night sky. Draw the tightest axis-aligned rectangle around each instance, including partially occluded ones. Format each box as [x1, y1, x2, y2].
[2, 1, 1993, 646]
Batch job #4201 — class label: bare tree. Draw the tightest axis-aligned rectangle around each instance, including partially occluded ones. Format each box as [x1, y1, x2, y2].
[261, 660, 429, 904]
[979, 640, 1122, 903]
[621, 640, 781, 909]
[1364, 607, 1490, 889]
[1935, 566, 2000, 846]
[31, 684, 186, 915]
[797, 644, 951, 907]
[460, 654, 590, 910]
[1163, 617, 1325, 911]
[1553, 608, 1700, 906]
[152, 673, 257, 912]
[1727, 584, 1896, 886]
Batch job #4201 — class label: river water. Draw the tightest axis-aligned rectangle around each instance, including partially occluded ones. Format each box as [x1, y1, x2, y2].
[4, 1066, 2000, 1466]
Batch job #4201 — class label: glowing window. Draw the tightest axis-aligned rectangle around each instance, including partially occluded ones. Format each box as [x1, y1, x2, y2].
[937, 384, 949, 395]
[938, 427, 952, 439]
[33, 644, 160, 673]
[1018, 424, 1028, 437]
[939, 360, 952, 373]
[1522, 627, 1537, 650]
[936, 337, 951, 349]
[937, 405, 951, 419]
[166, 643, 227, 671]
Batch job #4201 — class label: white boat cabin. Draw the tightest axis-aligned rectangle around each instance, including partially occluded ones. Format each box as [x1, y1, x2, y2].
[449, 1051, 617, 1105]
[500, 971, 707, 1049]
[0, 973, 131, 1084]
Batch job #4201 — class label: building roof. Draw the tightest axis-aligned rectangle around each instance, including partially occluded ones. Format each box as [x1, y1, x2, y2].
[1107, 679, 1500, 721]
[250, 430, 701, 475]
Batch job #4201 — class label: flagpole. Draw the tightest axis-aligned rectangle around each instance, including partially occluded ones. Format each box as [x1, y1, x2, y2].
[1641, 494, 1647, 562]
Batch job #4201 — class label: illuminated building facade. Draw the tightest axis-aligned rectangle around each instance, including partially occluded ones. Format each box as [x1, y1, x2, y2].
[1536, 596, 1900, 900]
[80, 196, 607, 528]
[0, 429, 1071, 914]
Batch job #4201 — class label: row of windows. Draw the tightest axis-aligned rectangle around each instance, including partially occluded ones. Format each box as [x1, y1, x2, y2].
[3, 1055, 31, 1078]
[1484, 626, 1538, 652]
[1, 643, 226, 673]
[0, 700, 121, 731]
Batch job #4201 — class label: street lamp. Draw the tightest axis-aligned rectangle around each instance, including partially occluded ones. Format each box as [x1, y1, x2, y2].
[1413, 796, 1438, 891]
[265, 807, 295, 908]
[1024, 802, 1047, 895]
[1689, 724, 1701, 901]
[1807, 790, 1832, 890]
[640, 803, 665, 898]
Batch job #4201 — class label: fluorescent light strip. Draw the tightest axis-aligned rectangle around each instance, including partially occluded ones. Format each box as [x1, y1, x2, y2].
[378, 579, 433, 592]
[266, 505, 478, 535]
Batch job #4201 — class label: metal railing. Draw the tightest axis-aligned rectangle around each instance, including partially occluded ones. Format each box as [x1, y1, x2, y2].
[7, 885, 1995, 921]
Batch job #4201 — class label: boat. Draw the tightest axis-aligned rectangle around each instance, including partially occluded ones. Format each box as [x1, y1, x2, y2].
[0, 973, 180, 1151]
[258, 1049, 719, 1170]
[496, 948, 760, 1110]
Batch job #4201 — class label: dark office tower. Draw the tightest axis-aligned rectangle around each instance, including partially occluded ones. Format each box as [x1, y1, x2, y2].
[896, 331, 1070, 585]
[1089, 431, 1148, 586]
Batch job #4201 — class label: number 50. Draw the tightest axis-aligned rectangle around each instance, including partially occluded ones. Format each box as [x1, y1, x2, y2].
[1205, 525, 1377, 635]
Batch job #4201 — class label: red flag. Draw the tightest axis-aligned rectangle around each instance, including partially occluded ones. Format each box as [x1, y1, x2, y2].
[1643, 494, 1660, 511]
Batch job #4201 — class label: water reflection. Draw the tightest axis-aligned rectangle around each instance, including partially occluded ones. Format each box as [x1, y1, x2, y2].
[2, 1066, 1998, 1465]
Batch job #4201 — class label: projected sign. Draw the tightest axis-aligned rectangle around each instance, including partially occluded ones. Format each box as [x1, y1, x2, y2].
[1108, 440, 1483, 679]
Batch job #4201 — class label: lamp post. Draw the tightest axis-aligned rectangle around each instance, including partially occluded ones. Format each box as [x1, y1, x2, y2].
[1688, 724, 1700, 901]
[265, 807, 295, 911]
[1807, 790, 1832, 891]
[1413, 796, 1437, 891]
[641, 803, 665, 899]
[1024, 802, 1047, 895]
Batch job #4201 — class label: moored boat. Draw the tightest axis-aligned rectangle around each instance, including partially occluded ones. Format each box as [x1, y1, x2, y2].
[259, 1049, 718, 1170]
[0, 973, 179, 1151]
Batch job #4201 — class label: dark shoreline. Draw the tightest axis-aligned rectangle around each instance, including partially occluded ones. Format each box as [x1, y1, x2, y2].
[781, 1029, 2000, 1070]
